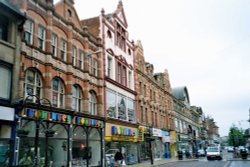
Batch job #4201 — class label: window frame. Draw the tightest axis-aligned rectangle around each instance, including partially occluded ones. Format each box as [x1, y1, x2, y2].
[107, 56, 112, 78]
[89, 91, 97, 115]
[78, 50, 84, 70]
[52, 78, 65, 108]
[72, 85, 82, 112]
[0, 14, 9, 42]
[24, 68, 42, 102]
[72, 45, 77, 66]
[0, 62, 12, 101]
[37, 25, 46, 50]
[24, 19, 34, 45]
[60, 39, 67, 61]
[51, 33, 57, 57]
[93, 59, 98, 77]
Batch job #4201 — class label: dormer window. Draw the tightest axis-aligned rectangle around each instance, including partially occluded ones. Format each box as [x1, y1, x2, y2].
[67, 9, 72, 17]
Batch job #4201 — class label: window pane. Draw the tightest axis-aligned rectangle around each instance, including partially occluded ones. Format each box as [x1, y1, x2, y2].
[118, 94, 126, 120]
[128, 98, 135, 122]
[106, 89, 116, 118]
[0, 66, 11, 99]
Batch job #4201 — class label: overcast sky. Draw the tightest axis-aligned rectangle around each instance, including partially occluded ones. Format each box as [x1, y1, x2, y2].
[55, 0, 250, 136]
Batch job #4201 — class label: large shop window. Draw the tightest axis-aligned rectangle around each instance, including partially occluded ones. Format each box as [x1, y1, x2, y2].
[18, 121, 68, 166]
[127, 98, 135, 122]
[72, 127, 101, 167]
[72, 127, 87, 167]
[118, 94, 126, 120]
[106, 89, 116, 118]
[24, 69, 42, 102]
[88, 129, 101, 166]
[0, 65, 11, 100]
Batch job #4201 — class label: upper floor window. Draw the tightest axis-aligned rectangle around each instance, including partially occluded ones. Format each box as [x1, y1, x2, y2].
[116, 62, 127, 86]
[38, 25, 45, 50]
[0, 15, 8, 42]
[89, 91, 97, 115]
[24, 20, 33, 45]
[107, 56, 112, 78]
[128, 71, 132, 89]
[116, 23, 126, 51]
[24, 69, 42, 102]
[72, 85, 82, 112]
[127, 98, 135, 122]
[51, 33, 57, 57]
[0, 64, 11, 100]
[93, 59, 98, 77]
[87, 55, 91, 73]
[118, 94, 126, 120]
[52, 78, 64, 108]
[60, 39, 67, 61]
[72, 45, 76, 66]
[106, 89, 116, 118]
[79, 50, 84, 70]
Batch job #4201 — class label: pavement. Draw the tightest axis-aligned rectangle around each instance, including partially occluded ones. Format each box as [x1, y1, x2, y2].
[128, 157, 198, 167]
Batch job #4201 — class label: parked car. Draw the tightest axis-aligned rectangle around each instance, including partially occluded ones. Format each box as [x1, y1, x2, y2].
[227, 146, 234, 152]
[198, 149, 206, 157]
[206, 147, 222, 160]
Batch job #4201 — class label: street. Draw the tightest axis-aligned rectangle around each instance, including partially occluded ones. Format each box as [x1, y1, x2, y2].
[159, 161, 250, 167]
[158, 150, 250, 167]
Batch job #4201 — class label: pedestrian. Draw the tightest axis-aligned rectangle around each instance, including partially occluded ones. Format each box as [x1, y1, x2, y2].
[114, 150, 123, 167]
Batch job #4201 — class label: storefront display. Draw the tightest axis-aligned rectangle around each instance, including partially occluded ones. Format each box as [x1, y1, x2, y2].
[16, 108, 104, 167]
[105, 123, 139, 165]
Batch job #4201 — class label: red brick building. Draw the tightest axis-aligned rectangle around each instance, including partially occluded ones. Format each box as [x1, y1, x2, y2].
[11, 0, 105, 166]
[134, 40, 174, 161]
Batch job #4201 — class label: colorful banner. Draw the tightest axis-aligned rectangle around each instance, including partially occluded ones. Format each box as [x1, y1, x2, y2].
[23, 108, 103, 128]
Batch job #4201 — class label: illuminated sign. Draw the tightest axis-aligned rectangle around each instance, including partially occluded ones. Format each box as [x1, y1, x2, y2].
[26, 108, 71, 123]
[24, 108, 104, 128]
[111, 126, 136, 136]
[74, 116, 104, 128]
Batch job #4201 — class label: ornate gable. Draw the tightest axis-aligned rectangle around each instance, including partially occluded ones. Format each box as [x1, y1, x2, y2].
[54, 0, 82, 30]
[113, 1, 128, 28]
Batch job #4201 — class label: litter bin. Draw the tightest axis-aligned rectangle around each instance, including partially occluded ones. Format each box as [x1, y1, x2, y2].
[177, 150, 183, 160]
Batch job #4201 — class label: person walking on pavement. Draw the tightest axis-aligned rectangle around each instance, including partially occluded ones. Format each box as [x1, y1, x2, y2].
[114, 150, 124, 167]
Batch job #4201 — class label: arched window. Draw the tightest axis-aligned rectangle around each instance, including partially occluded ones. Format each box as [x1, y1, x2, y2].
[72, 85, 82, 112]
[24, 69, 42, 102]
[89, 91, 97, 115]
[52, 78, 65, 108]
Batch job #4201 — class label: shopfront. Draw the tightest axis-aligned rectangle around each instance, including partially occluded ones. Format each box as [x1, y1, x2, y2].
[0, 106, 15, 166]
[170, 131, 177, 158]
[16, 108, 104, 167]
[162, 130, 170, 159]
[138, 126, 151, 162]
[152, 128, 163, 161]
[105, 123, 139, 165]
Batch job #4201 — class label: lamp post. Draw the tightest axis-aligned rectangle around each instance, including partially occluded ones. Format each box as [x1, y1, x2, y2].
[21, 94, 52, 167]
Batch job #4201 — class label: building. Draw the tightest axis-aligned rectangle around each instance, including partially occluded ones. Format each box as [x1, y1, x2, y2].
[81, 1, 138, 165]
[206, 117, 220, 146]
[134, 40, 174, 161]
[11, 0, 105, 166]
[0, 0, 25, 166]
[172, 86, 201, 156]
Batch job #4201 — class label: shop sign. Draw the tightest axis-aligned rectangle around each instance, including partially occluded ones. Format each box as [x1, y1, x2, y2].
[74, 116, 104, 128]
[25, 108, 71, 123]
[111, 126, 136, 136]
[170, 131, 176, 143]
[162, 130, 170, 143]
[152, 128, 162, 137]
